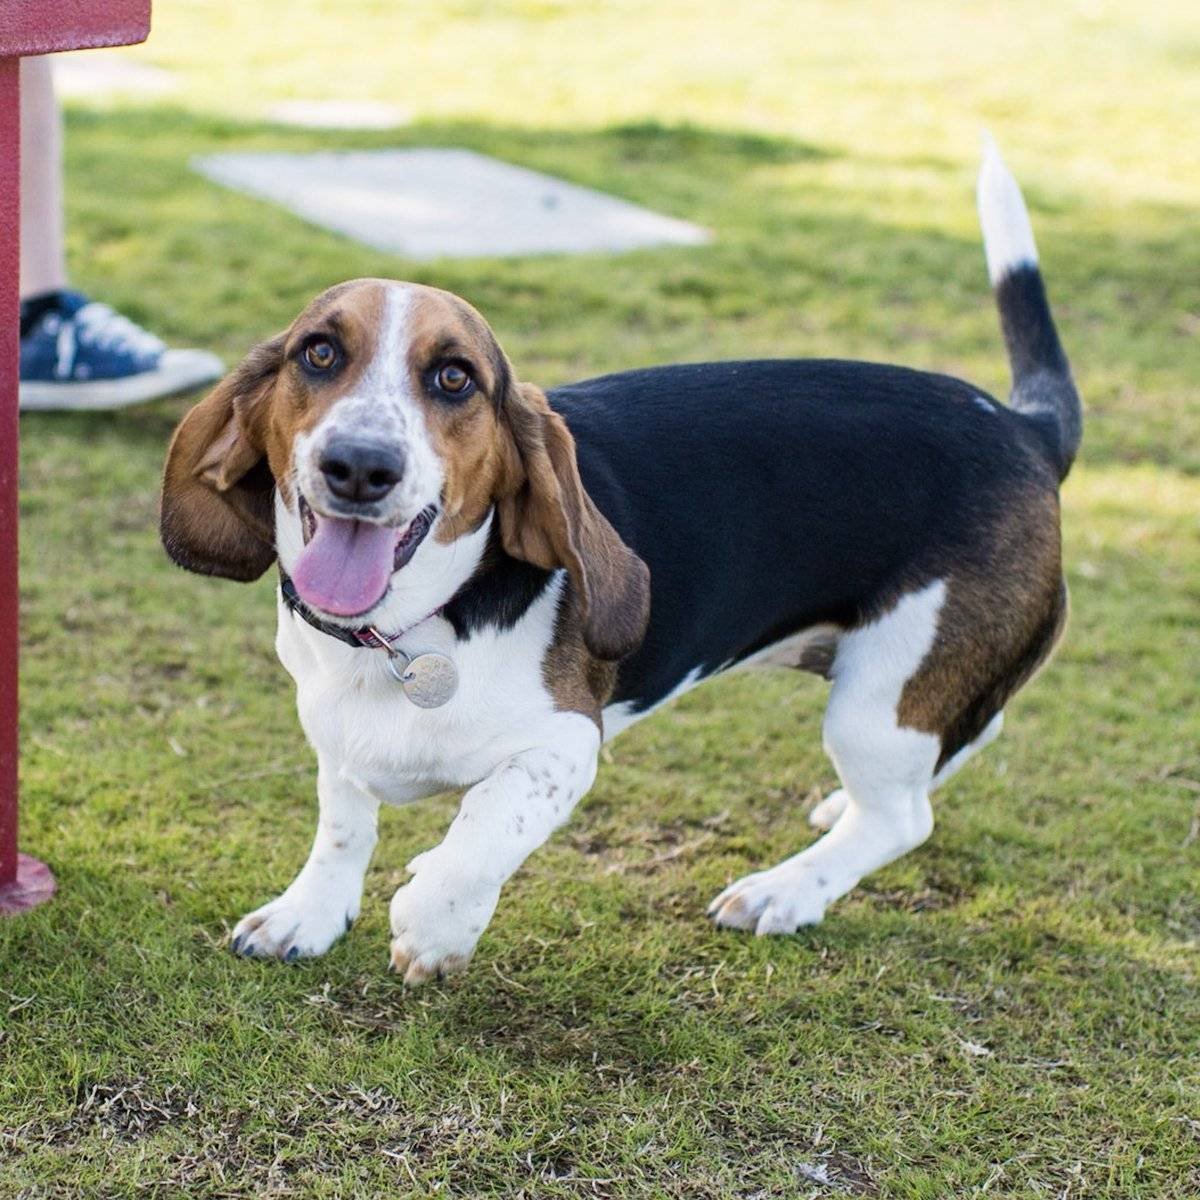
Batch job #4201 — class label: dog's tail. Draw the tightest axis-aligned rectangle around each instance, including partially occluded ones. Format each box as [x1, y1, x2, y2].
[977, 133, 1082, 480]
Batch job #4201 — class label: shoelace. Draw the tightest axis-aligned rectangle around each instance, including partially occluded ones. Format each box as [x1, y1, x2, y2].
[53, 302, 166, 380]
[72, 302, 166, 357]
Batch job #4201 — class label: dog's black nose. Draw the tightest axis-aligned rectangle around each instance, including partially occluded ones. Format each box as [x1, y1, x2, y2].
[319, 440, 405, 504]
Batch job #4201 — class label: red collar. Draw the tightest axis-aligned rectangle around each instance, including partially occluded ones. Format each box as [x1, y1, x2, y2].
[279, 572, 441, 649]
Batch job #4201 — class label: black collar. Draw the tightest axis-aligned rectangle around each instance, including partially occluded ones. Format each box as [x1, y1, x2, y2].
[279, 572, 399, 648]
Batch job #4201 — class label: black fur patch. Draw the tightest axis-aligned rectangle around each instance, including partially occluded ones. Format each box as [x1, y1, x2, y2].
[548, 359, 1062, 717]
[436, 357, 1065, 731]
[442, 521, 553, 639]
[995, 266, 1081, 478]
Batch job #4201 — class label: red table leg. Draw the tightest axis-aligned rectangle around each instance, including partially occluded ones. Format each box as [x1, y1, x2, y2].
[0, 6, 151, 915]
[0, 55, 54, 913]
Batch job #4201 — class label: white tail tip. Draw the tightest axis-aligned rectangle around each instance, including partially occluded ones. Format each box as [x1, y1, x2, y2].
[977, 131, 1038, 285]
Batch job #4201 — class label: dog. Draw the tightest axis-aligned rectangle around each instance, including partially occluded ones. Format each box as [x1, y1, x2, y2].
[160, 139, 1079, 983]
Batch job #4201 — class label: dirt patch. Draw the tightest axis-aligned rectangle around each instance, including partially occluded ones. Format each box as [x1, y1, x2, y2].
[4, 1079, 202, 1150]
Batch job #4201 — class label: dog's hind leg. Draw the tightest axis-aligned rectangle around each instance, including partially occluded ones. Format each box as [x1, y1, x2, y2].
[932, 711, 1004, 787]
[711, 533, 1063, 936]
[710, 582, 948, 935]
[808, 710, 1003, 832]
[806, 787, 851, 832]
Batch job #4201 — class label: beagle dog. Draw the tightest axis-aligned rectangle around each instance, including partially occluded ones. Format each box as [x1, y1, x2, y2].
[160, 140, 1080, 984]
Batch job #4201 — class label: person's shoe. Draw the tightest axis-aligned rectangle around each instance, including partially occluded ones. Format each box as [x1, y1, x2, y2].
[19, 290, 224, 412]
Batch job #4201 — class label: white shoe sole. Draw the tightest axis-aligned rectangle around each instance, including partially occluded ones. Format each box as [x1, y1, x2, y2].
[19, 349, 224, 412]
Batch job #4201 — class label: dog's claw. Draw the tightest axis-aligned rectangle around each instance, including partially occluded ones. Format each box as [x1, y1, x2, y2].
[389, 942, 469, 986]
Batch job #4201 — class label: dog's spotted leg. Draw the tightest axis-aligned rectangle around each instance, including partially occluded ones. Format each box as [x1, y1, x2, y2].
[711, 582, 948, 934]
[389, 713, 600, 985]
[232, 755, 379, 961]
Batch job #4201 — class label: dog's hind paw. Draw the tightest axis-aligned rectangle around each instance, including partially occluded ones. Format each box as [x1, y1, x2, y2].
[808, 788, 849, 831]
[708, 864, 832, 935]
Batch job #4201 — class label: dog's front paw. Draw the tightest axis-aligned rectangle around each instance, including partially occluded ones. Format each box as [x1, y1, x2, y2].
[388, 867, 500, 986]
[231, 886, 356, 962]
[707, 864, 832, 935]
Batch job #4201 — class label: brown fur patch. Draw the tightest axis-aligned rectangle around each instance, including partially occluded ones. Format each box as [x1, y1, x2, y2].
[398, 287, 519, 543]
[897, 484, 1067, 767]
[542, 581, 619, 727]
[160, 337, 284, 579]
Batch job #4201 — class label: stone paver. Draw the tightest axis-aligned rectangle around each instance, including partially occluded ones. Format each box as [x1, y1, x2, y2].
[192, 147, 711, 260]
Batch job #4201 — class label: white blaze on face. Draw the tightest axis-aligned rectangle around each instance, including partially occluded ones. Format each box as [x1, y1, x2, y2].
[294, 284, 444, 523]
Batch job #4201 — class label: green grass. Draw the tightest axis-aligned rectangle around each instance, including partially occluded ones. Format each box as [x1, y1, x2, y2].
[3, 2, 1199, 1195]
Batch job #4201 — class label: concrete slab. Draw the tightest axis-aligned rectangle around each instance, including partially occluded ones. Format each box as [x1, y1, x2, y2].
[191, 148, 711, 260]
[264, 100, 411, 130]
[53, 50, 175, 99]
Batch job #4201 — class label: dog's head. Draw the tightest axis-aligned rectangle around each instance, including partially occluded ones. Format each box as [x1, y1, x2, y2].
[160, 279, 649, 660]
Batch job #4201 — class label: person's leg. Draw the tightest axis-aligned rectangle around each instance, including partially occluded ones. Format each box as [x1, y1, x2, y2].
[17, 54, 223, 413]
[19, 57, 67, 301]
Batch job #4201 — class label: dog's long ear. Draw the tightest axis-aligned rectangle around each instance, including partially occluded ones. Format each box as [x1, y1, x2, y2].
[497, 381, 650, 661]
[160, 336, 285, 581]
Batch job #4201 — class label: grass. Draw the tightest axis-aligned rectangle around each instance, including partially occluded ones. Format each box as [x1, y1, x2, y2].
[2, 1, 1199, 1195]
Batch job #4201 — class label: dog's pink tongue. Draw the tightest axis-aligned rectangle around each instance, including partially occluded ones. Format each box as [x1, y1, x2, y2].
[291, 515, 398, 617]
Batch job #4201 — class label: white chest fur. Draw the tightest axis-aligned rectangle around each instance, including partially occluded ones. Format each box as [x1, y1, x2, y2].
[275, 570, 569, 805]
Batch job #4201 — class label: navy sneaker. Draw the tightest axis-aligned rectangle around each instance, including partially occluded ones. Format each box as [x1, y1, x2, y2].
[19, 290, 223, 412]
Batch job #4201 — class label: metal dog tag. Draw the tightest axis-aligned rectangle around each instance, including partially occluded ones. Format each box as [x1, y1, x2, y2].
[385, 649, 458, 708]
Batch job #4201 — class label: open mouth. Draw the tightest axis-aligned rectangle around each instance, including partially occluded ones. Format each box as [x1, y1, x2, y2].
[292, 497, 438, 618]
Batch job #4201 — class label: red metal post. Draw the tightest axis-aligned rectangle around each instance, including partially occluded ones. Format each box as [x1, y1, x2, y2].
[0, 52, 54, 913]
[0, 1, 151, 914]
[0, 57, 19, 894]
[0, 53, 54, 914]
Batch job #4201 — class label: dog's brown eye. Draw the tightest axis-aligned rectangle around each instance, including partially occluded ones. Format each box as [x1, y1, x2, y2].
[436, 363, 472, 394]
[305, 339, 337, 371]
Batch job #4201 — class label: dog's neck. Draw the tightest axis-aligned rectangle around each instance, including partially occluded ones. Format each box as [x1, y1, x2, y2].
[273, 491, 496, 641]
